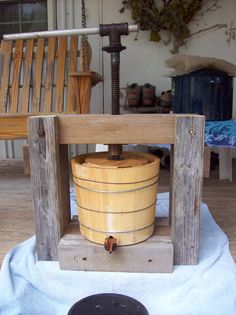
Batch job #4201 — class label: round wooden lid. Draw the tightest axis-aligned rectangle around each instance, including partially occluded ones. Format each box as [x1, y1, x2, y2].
[84, 152, 148, 168]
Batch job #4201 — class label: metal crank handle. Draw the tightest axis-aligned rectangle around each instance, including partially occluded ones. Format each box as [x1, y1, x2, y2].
[3, 24, 139, 40]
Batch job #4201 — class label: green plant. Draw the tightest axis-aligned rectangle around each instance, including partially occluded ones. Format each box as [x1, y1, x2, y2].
[120, 0, 217, 53]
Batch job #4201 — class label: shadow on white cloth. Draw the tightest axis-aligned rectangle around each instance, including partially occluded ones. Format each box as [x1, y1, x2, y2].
[0, 192, 236, 315]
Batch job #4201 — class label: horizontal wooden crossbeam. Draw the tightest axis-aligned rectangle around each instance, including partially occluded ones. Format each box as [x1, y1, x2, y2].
[0, 113, 177, 142]
[0, 114, 203, 144]
[59, 223, 173, 273]
[58, 114, 176, 144]
[0, 116, 28, 139]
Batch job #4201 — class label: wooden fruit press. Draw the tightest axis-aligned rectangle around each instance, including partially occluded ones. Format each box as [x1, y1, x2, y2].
[8, 23, 204, 273]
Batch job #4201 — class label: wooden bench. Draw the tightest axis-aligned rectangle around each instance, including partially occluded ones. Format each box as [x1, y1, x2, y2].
[0, 35, 102, 172]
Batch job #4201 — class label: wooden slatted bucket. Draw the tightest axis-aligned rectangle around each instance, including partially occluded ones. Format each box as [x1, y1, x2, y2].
[71, 152, 160, 246]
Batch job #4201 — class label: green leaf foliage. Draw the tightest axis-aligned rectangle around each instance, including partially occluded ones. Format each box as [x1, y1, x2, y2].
[120, 0, 205, 53]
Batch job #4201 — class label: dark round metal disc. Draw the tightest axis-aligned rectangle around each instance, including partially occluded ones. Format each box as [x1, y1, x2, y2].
[67, 293, 149, 315]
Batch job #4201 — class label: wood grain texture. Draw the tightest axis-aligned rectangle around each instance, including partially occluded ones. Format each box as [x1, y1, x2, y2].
[28, 116, 64, 260]
[0, 41, 13, 113]
[21, 39, 34, 112]
[10, 40, 23, 113]
[219, 148, 232, 181]
[32, 38, 45, 112]
[0, 35, 82, 115]
[67, 36, 79, 113]
[0, 116, 27, 139]
[0, 160, 34, 267]
[70, 71, 103, 86]
[59, 144, 71, 225]
[23, 144, 30, 175]
[71, 152, 159, 246]
[58, 114, 176, 144]
[203, 146, 211, 178]
[169, 144, 174, 227]
[70, 71, 103, 114]
[55, 37, 67, 112]
[58, 224, 173, 273]
[76, 76, 91, 114]
[171, 115, 205, 265]
[43, 37, 56, 112]
[69, 71, 103, 114]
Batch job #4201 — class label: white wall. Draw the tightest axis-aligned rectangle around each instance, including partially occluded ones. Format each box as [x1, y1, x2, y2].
[100, 0, 236, 117]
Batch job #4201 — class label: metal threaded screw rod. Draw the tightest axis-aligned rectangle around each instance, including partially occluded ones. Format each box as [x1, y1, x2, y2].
[99, 23, 129, 160]
[111, 52, 120, 115]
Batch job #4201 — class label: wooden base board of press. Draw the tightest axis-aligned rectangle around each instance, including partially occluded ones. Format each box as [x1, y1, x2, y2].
[58, 219, 173, 273]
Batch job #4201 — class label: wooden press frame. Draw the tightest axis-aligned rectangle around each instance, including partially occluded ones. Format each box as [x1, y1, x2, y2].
[28, 114, 205, 272]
